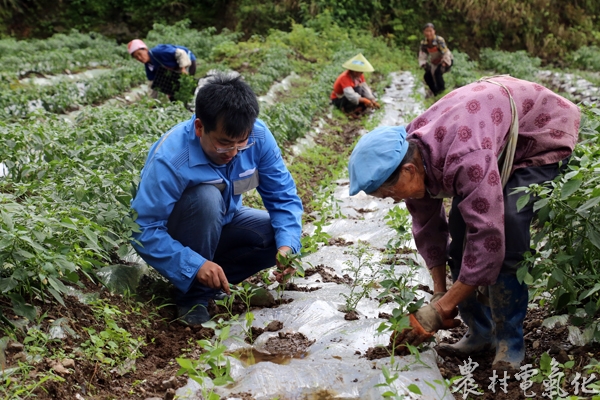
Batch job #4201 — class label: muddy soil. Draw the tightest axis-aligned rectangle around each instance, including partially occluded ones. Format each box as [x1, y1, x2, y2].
[365, 298, 600, 400]
[304, 264, 353, 285]
[2, 289, 211, 400]
[263, 332, 315, 356]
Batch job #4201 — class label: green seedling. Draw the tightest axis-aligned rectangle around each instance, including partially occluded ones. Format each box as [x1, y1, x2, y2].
[384, 205, 412, 249]
[176, 320, 234, 400]
[79, 300, 145, 375]
[274, 251, 305, 301]
[340, 241, 383, 312]
[376, 258, 426, 353]
[231, 282, 259, 343]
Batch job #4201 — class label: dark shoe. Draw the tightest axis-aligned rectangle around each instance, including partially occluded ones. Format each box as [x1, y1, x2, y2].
[177, 304, 211, 326]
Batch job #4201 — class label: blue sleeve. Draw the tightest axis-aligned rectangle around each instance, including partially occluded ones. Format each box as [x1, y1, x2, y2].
[144, 64, 155, 81]
[149, 44, 180, 70]
[255, 121, 303, 253]
[131, 153, 205, 293]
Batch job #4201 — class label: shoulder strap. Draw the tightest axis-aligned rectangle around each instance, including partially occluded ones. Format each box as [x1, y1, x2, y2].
[477, 75, 519, 188]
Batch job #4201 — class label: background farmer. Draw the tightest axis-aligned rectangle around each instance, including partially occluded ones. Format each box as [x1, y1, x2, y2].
[127, 39, 197, 100]
[418, 23, 453, 96]
[131, 73, 303, 325]
[330, 53, 380, 118]
[348, 76, 580, 370]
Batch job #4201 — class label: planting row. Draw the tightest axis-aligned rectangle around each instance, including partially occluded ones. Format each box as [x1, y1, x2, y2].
[0, 66, 147, 120]
[0, 31, 134, 77]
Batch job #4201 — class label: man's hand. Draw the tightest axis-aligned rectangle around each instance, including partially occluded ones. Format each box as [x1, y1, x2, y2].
[196, 261, 230, 295]
[390, 302, 460, 354]
[181, 68, 188, 74]
[359, 97, 373, 107]
[371, 100, 381, 109]
[274, 246, 294, 283]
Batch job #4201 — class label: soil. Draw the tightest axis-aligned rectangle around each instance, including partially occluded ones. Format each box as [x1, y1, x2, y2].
[365, 299, 600, 399]
[284, 282, 321, 292]
[304, 264, 353, 285]
[263, 332, 315, 356]
[2, 288, 211, 400]
[344, 310, 360, 321]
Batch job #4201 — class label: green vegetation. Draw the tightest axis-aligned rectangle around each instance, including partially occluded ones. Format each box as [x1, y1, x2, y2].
[567, 45, 600, 72]
[0, 8, 599, 399]
[3, 1, 599, 65]
[479, 49, 542, 81]
[516, 104, 600, 338]
[340, 242, 383, 313]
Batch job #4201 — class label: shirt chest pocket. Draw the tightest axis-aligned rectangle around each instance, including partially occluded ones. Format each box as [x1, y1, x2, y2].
[233, 169, 259, 195]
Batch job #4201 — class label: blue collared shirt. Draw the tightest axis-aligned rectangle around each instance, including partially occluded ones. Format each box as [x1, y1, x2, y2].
[131, 115, 303, 293]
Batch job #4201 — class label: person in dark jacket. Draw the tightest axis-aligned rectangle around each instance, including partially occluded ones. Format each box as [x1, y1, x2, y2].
[418, 23, 453, 96]
[127, 39, 197, 100]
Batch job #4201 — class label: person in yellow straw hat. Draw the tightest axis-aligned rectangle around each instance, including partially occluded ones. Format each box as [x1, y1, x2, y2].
[330, 53, 380, 118]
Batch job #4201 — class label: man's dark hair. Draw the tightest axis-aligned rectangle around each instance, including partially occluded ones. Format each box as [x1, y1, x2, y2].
[377, 140, 419, 191]
[195, 72, 259, 138]
[423, 22, 435, 30]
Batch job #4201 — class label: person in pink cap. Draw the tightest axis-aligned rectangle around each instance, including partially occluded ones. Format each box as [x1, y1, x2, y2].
[127, 39, 197, 100]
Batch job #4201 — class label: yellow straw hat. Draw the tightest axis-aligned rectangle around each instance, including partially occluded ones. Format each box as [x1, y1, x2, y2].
[342, 53, 374, 73]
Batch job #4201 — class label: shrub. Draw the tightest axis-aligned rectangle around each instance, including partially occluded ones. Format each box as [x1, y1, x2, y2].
[478, 48, 541, 81]
[568, 46, 600, 72]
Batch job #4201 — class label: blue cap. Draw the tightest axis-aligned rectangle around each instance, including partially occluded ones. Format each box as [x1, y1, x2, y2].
[348, 126, 409, 195]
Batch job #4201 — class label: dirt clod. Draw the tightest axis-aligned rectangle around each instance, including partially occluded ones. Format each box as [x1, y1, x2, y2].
[264, 332, 315, 356]
[344, 310, 360, 320]
[265, 320, 283, 331]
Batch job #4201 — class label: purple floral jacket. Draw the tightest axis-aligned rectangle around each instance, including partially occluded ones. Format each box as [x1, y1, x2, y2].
[405, 76, 580, 286]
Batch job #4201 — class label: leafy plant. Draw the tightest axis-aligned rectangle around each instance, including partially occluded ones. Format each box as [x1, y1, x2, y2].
[340, 241, 383, 312]
[231, 282, 259, 343]
[478, 48, 541, 81]
[176, 320, 234, 400]
[173, 73, 197, 105]
[274, 251, 305, 301]
[446, 50, 479, 88]
[79, 300, 145, 374]
[376, 257, 426, 348]
[515, 104, 600, 338]
[384, 205, 412, 249]
[568, 46, 600, 72]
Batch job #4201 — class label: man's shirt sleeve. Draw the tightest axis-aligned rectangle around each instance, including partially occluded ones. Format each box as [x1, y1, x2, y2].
[131, 153, 206, 293]
[255, 122, 303, 253]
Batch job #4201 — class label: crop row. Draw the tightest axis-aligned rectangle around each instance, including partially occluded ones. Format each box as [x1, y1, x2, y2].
[0, 31, 134, 77]
[0, 66, 147, 120]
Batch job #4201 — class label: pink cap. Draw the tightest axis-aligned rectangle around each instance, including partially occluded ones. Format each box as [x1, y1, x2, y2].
[127, 39, 147, 55]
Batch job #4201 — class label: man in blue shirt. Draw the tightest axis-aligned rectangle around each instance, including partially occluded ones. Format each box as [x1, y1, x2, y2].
[131, 73, 303, 325]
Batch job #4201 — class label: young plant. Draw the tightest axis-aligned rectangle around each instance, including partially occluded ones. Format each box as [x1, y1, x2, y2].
[79, 300, 145, 375]
[176, 320, 234, 400]
[230, 282, 259, 343]
[274, 251, 305, 300]
[384, 205, 412, 250]
[340, 241, 383, 312]
[376, 257, 426, 353]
